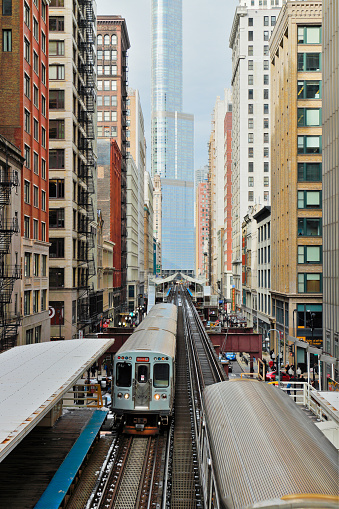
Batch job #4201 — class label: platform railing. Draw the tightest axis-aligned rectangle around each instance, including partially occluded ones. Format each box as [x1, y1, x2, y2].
[63, 383, 103, 408]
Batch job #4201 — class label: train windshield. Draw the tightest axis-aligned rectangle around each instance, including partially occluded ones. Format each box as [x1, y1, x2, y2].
[153, 363, 169, 388]
[116, 362, 132, 387]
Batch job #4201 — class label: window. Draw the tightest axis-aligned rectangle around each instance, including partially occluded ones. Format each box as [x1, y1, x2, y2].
[49, 149, 65, 168]
[264, 74, 269, 85]
[264, 147, 269, 158]
[41, 0, 46, 20]
[49, 64, 65, 80]
[264, 162, 269, 172]
[33, 218, 38, 239]
[263, 60, 269, 70]
[104, 65, 110, 75]
[40, 127, 45, 148]
[24, 216, 30, 238]
[2, 0, 12, 15]
[24, 145, 30, 168]
[97, 96, 102, 106]
[41, 222, 46, 241]
[111, 49, 117, 60]
[248, 147, 253, 158]
[50, 301, 64, 325]
[297, 135, 321, 154]
[298, 190, 322, 209]
[111, 95, 117, 107]
[116, 362, 132, 387]
[104, 34, 109, 45]
[2, 29, 12, 51]
[49, 208, 65, 228]
[271, 16, 276, 26]
[33, 85, 38, 107]
[24, 73, 30, 98]
[97, 80, 102, 90]
[248, 133, 254, 143]
[33, 290, 39, 313]
[248, 45, 253, 56]
[297, 108, 321, 126]
[111, 126, 117, 136]
[24, 37, 30, 62]
[49, 179, 65, 198]
[248, 17, 253, 26]
[263, 118, 269, 129]
[33, 16, 39, 41]
[248, 104, 253, 114]
[49, 16, 64, 31]
[264, 103, 269, 114]
[264, 16, 269, 26]
[24, 292, 31, 316]
[298, 245, 322, 264]
[49, 89, 65, 109]
[264, 31, 269, 41]
[248, 118, 254, 129]
[154, 364, 169, 388]
[297, 52, 321, 72]
[111, 80, 117, 91]
[264, 176, 269, 187]
[248, 60, 253, 70]
[103, 95, 110, 106]
[297, 162, 321, 182]
[248, 31, 253, 41]
[97, 34, 102, 45]
[49, 40, 65, 56]
[248, 191, 254, 201]
[35, 326, 41, 343]
[41, 190, 46, 211]
[248, 75, 253, 85]
[49, 267, 64, 287]
[263, 89, 269, 99]
[24, 2, 30, 27]
[41, 64, 46, 85]
[263, 132, 269, 143]
[41, 158, 46, 180]
[24, 109, 30, 133]
[33, 51, 39, 74]
[50, 238, 65, 258]
[41, 31, 46, 53]
[111, 111, 117, 122]
[103, 111, 109, 121]
[49, 119, 65, 139]
[297, 26, 321, 44]
[34, 119, 39, 140]
[248, 162, 253, 172]
[264, 191, 269, 201]
[33, 185, 39, 207]
[104, 80, 110, 90]
[97, 49, 103, 60]
[298, 273, 322, 293]
[103, 49, 110, 60]
[248, 176, 254, 187]
[24, 252, 31, 276]
[111, 34, 117, 45]
[263, 45, 269, 56]
[42, 255, 47, 276]
[297, 80, 321, 99]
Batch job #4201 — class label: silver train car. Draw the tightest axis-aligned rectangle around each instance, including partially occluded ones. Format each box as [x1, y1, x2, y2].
[201, 380, 338, 509]
[112, 303, 177, 434]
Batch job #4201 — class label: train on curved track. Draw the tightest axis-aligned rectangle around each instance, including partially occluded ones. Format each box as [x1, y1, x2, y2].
[112, 303, 177, 434]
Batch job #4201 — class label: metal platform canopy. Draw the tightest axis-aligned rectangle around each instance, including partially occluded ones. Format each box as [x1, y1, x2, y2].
[0, 338, 114, 463]
[180, 273, 205, 299]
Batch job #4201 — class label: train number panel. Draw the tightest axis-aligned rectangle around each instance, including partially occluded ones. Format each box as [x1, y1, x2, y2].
[113, 304, 177, 435]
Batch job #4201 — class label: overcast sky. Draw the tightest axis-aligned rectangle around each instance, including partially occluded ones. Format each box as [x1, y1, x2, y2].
[97, 0, 239, 172]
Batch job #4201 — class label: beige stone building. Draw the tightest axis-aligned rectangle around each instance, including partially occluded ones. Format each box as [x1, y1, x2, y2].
[322, 0, 339, 374]
[270, 1, 323, 360]
[144, 171, 154, 281]
[152, 173, 162, 273]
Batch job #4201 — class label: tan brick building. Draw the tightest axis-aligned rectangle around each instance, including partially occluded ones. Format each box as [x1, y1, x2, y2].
[270, 1, 323, 363]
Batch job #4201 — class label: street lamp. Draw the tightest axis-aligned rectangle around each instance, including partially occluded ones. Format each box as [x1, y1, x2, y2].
[266, 328, 282, 383]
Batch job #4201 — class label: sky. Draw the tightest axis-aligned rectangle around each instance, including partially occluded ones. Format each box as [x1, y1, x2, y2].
[97, 0, 239, 172]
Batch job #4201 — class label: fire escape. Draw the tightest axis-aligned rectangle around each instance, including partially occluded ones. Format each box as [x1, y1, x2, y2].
[0, 154, 20, 351]
[120, 50, 129, 309]
[77, 0, 96, 326]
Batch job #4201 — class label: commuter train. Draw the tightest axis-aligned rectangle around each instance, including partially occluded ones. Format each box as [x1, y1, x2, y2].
[112, 303, 177, 434]
[200, 380, 339, 509]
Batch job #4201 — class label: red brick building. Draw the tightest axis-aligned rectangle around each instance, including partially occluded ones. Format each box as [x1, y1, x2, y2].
[0, 0, 50, 344]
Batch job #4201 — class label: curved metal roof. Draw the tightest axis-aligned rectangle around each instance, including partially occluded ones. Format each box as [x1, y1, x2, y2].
[116, 304, 177, 359]
[0, 338, 114, 463]
[203, 380, 338, 509]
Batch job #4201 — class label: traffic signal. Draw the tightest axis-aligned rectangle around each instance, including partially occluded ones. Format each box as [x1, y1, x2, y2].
[289, 345, 293, 355]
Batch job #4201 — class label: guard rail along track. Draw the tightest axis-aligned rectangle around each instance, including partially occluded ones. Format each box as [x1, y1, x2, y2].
[86, 431, 168, 509]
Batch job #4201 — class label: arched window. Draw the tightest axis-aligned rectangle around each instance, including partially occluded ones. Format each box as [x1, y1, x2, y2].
[97, 34, 102, 45]
[104, 34, 109, 45]
[111, 34, 117, 45]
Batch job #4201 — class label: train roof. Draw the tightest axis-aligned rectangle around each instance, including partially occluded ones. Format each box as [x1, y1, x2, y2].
[203, 380, 338, 509]
[116, 304, 177, 359]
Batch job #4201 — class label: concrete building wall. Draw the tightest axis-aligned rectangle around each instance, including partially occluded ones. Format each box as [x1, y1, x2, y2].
[322, 0, 339, 371]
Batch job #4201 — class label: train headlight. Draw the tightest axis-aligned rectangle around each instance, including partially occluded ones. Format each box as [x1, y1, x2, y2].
[161, 394, 167, 399]
[154, 393, 160, 400]
[117, 392, 122, 399]
[124, 393, 130, 399]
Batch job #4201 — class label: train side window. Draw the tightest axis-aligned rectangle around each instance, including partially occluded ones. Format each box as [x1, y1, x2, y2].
[116, 362, 132, 387]
[137, 365, 148, 383]
[153, 363, 169, 388]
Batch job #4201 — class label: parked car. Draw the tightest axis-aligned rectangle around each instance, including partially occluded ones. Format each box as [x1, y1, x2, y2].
[266, 370, 290, 382]
[225, 352, 236, 361]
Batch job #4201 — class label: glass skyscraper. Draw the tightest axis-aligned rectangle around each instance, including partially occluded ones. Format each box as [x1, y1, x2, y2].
[151, 0, 194, 274]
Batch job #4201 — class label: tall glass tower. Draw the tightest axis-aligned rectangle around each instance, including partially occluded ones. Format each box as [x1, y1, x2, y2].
[151, 0, 194, 275]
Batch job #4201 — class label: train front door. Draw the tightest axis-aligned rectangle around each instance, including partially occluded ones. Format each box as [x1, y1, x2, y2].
[134, 363, 150, 409]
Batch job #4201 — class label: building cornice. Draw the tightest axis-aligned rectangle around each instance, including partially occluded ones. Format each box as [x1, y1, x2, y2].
[229, 6, 247, 48]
